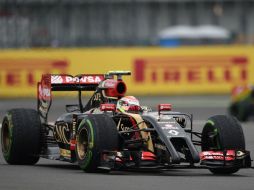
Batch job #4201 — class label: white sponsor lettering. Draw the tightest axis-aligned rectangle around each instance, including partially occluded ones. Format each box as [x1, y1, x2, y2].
[104, 80, 116, 88]
[65, 76, 73, 82]
[161, 124, 178, 130]
[158, 121, 176, 124]
[83, 76, 102, 83]
[202, 151, 224, 160]
[168, 130, 179, 136]
[65, 76, 102, 83]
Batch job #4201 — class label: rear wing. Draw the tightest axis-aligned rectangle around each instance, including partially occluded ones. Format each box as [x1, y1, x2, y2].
[38, 72, 132, 100]
[37, 74, 104, 121]
[37, 71, 131, 122]
[41, 74, 104, 91]
[38, 74, 104, 101]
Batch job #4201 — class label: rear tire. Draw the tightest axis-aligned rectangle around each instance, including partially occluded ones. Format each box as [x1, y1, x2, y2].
[75, 114, 119, 173]
[229, 103, 248, 122]
[201, 115, 245, 175]
[1, 109, 42, 165]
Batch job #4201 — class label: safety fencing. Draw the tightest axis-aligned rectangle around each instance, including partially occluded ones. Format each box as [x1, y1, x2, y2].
[0, 46, 254, 97]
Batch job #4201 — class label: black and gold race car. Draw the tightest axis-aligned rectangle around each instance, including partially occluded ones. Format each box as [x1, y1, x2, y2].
[1, 71, 251, 174]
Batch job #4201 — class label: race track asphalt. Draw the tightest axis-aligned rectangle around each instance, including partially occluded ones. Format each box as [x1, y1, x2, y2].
[0, 96, 253, 190]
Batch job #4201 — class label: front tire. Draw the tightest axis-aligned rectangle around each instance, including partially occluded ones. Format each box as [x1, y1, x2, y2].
[76, 114, 119, 173]
[1, 109, 42, 165]
[201, 115, 245, 175]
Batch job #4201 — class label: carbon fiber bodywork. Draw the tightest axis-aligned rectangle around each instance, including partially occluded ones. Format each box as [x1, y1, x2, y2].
[25, 71, 253, 172]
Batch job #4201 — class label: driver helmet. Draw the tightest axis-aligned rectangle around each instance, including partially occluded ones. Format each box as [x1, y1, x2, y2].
[116, 96, 141, 113]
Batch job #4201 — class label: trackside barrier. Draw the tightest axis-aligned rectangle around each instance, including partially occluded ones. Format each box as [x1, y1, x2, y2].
[0, 46, 254, 97]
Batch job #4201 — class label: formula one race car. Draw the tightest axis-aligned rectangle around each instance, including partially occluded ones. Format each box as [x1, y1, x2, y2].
[1, 71, 252, 174]
[229, 85, 254, 122]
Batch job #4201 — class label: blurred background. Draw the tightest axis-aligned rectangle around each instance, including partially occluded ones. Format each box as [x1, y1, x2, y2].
[0, 0, 254, 97]
[0, 0, 254, 48]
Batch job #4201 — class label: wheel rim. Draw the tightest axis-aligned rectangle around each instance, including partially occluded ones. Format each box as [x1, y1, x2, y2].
[202, 125, 221, 150]
[76, 128, 89, 160]
[1, 121, 11, 154]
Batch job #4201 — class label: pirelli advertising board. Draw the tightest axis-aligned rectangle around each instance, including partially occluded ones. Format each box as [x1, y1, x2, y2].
[0, 46, 253, 97]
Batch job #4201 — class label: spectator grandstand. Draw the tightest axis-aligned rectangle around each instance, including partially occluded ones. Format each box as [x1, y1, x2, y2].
[0, 0, 253, 48]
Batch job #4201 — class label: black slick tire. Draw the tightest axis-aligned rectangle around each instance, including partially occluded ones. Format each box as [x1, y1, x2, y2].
[201, 115, 245, 175]
[1, 109, 42, 165]
[75, 114, 118, 173]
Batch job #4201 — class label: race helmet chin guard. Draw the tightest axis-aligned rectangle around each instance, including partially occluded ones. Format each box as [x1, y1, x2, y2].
[116, 96, 141, 113]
